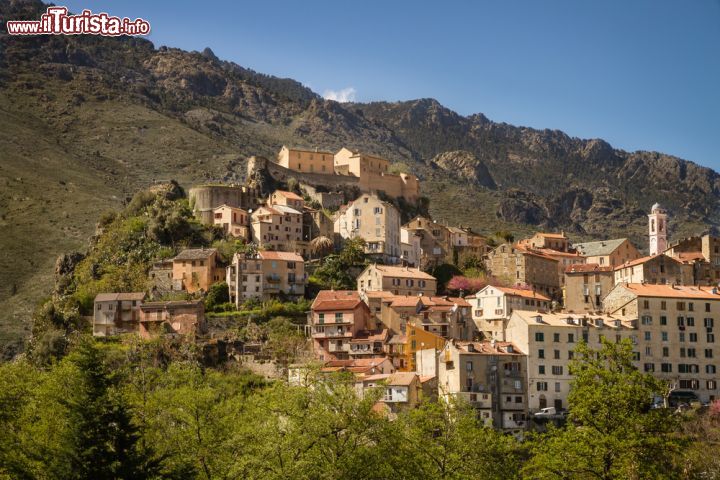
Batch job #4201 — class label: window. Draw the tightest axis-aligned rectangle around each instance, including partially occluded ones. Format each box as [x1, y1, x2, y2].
[680, 332, 686, 342]
[689, 302, 695, 312]
[661, 363, 672, 373]
[318, 313, 325, 324]
[709, 333, 716, 343]
[644, 332, 651, 341]
[677, 302, 686, 311]
[644, 363, 655, 372]
[690, 333, 698, 342]
[538, 365, 545, 375]
[551, 366, 563, 375]
[536, 382, 548, 391]
[466, 361, 473, 371]
[538, 349, 545, 359]
[707, 365, 716, 374]
[643, 300, 650, 309]
[660, 315, 667, 325]
[641, 315, 653, 325]
[554, 350, 560, 359]
[661, 301, 667, 310]
[688, 348, 697, 358]
[553, 333, 560, 342]
[535, 332, 544, 342]
[568, 351, 574, 360]
[554, 382, 561, 392]
[706, 318, 715, 328]
[706, 303, 712, 313]
[706, 349, 714, 358]
[687, 317, 695, 327]
[568, 333, 574, 343]
[662, 331, 668, 341]
[335, 312, 343, 322]
[709, 380, 717, 390]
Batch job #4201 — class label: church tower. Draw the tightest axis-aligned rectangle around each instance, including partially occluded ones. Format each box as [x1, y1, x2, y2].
[648, 202, 668, 255]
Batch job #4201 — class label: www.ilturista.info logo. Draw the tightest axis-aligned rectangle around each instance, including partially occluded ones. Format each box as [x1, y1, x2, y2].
[6, 6, 150, 36]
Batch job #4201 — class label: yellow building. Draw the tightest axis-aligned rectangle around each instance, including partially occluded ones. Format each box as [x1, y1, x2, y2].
[277, 146, 334, 174]
[387, 325, 446, 372]
[334, 147, 390, 176]
[505, 310, 637, 412]
[172, 248, 225, 294]
[603, 283, 720, 402]
[334, 193, 402, 263]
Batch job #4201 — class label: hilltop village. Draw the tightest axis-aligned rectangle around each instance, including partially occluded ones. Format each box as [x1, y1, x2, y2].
[91, 145, 720, 434]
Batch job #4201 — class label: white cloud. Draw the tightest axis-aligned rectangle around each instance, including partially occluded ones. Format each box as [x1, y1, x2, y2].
[322, 87, 357, 103]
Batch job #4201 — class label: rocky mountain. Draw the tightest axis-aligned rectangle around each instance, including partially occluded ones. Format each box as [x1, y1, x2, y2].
[0, 0, 717, 353]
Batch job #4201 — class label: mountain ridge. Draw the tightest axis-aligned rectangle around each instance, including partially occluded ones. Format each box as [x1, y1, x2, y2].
[0, 0, 717, 354]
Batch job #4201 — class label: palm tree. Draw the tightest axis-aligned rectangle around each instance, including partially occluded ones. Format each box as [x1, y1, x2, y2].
[310, 236, 334, 260]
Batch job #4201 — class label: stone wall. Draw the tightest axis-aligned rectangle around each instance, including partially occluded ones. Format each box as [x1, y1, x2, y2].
[189, 184, 261, 224]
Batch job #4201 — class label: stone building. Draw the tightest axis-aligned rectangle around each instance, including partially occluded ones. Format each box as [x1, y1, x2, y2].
[438, 340, 528, 432]
[138, 299, 205, 339]
[485, 244, 560, 299]
[227, 251, 305, 304]
[468, 285, 551, 340]
[93, 292, 146, 336]
[574, 238, 642, 268]
[172, 248, 225, 294]
[357, 264, 437, 297]
[613, 254, 691, 286]
[564, 263, 614, 313]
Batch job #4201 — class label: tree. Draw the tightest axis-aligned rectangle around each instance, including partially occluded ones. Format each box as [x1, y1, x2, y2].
[205, 281, 230, 312]
[524, 339, 684, 480]
[309, 235, 334, 259]
[392, 399, 522, 479]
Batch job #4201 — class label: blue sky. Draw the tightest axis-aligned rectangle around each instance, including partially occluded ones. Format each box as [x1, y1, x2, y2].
[62, 0, 720, 169]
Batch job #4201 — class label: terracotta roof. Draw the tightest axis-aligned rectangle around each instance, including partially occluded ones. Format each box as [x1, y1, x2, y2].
[368, 264, 436, 280]
[312, 290, 363, 311]
[387, 334, 408, 345]
[565, 263, 614, 273]
[454, 340, 523, 355]
[258, 251, 303, 262]
[389, 295, 470, 311]
[615, 254, 681, 270]
[491, 286, 551, 301]
[350, 329, 389, 343]
[622, 283, 720, 300]
[419, 375, 436, 383]
[273, 190, 303, 201]
[672, 251, 706, 263]
[360, 373, 391, 382]
[386, 372, 418, 386]
[140, 299, 203, 310]
[512, 246, 560, 262]
[511, 309, 634, 329]
[174, 248, 217, 261]
[253, 205, 281, 217]
[95, 292, 146, 302]
[364, 291, 396, 299]
[534, 248, 584, 258]
[574, 238, 630, 257]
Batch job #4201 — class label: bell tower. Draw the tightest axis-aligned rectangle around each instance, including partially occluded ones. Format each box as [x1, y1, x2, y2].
[648, 202, 668, 255]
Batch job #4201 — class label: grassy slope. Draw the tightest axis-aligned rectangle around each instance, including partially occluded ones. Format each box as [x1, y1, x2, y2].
[0, 82, 244, 353]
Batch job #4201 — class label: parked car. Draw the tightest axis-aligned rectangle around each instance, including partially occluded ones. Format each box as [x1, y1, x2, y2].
[668, 391, 700, 408]
[533, 407, 566, 418]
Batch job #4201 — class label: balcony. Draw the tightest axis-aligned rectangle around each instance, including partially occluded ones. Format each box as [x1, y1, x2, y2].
[266, 275, 281, 284]
[328, 342, 351, 353]
[263, 282, 281, 292]
[312, 329, 353, 339]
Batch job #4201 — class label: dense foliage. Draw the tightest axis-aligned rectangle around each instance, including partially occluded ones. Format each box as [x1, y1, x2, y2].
[2, 337, 718, 479]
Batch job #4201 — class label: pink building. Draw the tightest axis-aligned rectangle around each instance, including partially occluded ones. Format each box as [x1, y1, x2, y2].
[310, 290, 371, 361]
